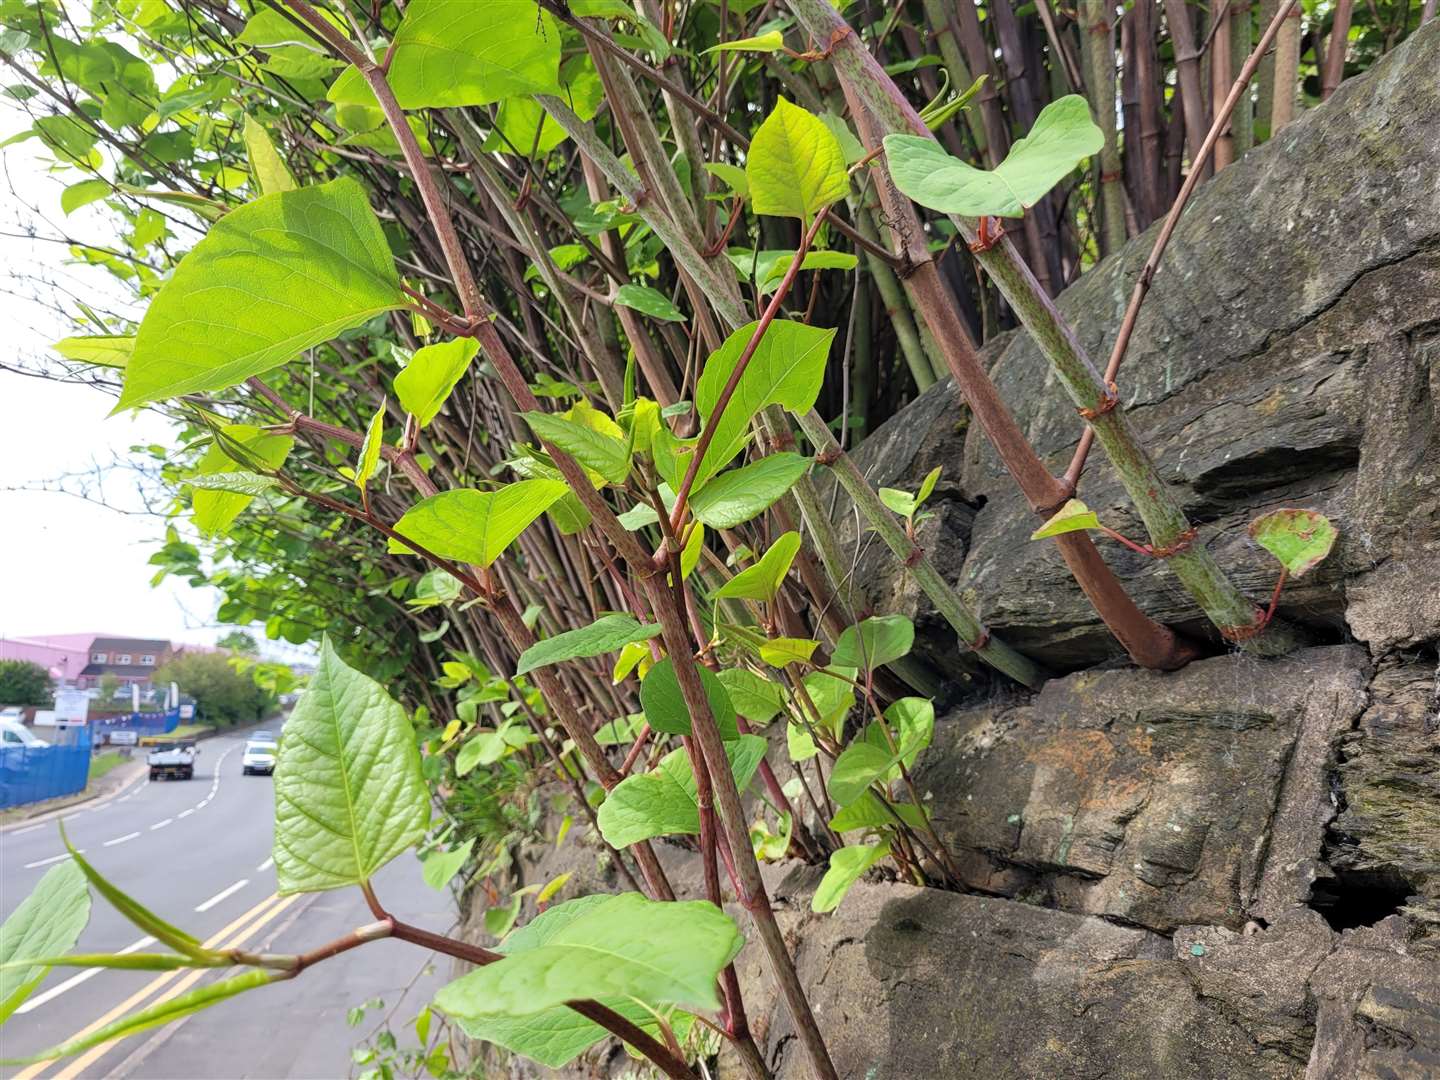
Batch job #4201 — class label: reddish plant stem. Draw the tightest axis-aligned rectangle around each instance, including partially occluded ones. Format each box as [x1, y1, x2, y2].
[668, 209, 830, 536]
[1062, 0, 1303, 489]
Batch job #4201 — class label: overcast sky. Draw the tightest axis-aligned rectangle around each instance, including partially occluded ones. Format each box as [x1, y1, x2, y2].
[0, 103, 227, 649]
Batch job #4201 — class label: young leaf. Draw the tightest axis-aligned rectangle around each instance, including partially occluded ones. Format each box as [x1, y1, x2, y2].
[704, 30, 786, 53]
[354, 403, 386, 497]
[613, 284, 686, 322]
[434, 892, 743, 1018]
[883, 96, 1103, 218]
[746, 97, 849, 220]
[188, 424, 293, 536]
[0, 861, 89, 1023]
[812, 840, 891, 913]
[51, 334, 134, 368]
[60, 178, 110, 215]
[757, 250, 859, 292]
[390, 480, 569, 568]
[421, 839, 475, 890]
[394, 338, 480, 427]
[759, 637, 819, 667]
[407, 569, 462, 610]
[3, 970, 277, 1066]
[803, 667, 857, 739]
[786, 722, 819, 762]
[1248, 508, 1338, 577]
[242, 114, 295, 195]
[690, 453, 811, 529]
[832, 614, 915, 673]
[597, 735, 768, 848]
[639, 657, 739, 739]
[884, 696, 935, 769]
[829, 793, 927, 834]
[536, 872, 572, 907]
[118, 178, 403, 409]
[877, 487, 917, 519]
[1030, 498, 1102, 540]
[713, 531, 802, 602]
[273, 636, 430, 893]
[827, 742, 895, 807]
[679, 521, 705, 581]
[60, 830, 207, 960]
[915, 465, 943, 510]
[368, 0, 562, 109]
[435, 894, 698, 1068]
[184, 472, 279, 496]
[703, 162, 749, 199]
[515, 614, 663, 676]
[522, 411, 630, 485]
[716, 669, 785, 725]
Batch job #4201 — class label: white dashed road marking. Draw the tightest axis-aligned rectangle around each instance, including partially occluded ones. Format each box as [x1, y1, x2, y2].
[103, 831, 141, 847]
[195, 879, 249, 913]
[15, 935, 158, 1013]
[256, 857, 274, 872]
[23, 851, 80, 869]
[150, 818, 173, 831]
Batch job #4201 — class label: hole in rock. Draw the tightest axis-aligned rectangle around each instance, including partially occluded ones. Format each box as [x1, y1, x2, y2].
[1309, 868, 1413, 931]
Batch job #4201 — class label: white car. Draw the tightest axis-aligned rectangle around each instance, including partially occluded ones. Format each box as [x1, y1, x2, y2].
[0, 717, 49, 749]
[241, 740, 276, 776]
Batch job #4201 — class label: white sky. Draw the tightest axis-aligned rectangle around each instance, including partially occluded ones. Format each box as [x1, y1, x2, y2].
[0, 108, 226, 648]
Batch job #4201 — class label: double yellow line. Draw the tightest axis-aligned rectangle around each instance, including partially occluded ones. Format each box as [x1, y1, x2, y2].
[16, 891, 302, 1080]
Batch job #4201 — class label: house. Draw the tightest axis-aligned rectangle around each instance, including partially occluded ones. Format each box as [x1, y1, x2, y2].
[0, 634, 174, 693]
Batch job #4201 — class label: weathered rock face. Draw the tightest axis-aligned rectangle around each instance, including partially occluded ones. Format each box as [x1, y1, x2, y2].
[458, 26, 1440, 1080]
[912, 646, 1370, 934]
[832, 22, 1440, 672]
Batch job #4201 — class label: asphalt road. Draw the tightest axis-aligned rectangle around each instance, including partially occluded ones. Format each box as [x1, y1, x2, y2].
[0, 727, 456, 1079]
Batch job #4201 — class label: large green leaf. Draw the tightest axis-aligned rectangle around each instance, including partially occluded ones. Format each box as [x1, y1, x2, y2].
[389, 480, 569, 568]
[713, 531, 801, 602]
[746, 97, 849, 220]
[639, 657, 739, 740]
[433, 892, 743, 1017]
[827, 742, 894, 807]
[485, 55, 602, 158]
[716, 669, 785, 725]
[435, 894, 697, 1068]
[118, 178, 403, 409]
[832, 614, 915, 674]
[0, 861, 89, 1023]
[812, 840, 890, 913]
[273, 637, 430, 893]
[188, 424, 293, 536]
[515, 614, 663, 676]
[378, 0, 563, 109]
[691, 453, 810, 529]
[597, 735, 768, 848]
[522, 411, 631, 485]
[394, 338, 480, 427]
[695, 321, 833, 482]
[883, 96, 1102, 218]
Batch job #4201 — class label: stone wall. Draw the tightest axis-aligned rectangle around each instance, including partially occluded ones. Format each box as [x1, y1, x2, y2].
[460, 22, 1440, 1080]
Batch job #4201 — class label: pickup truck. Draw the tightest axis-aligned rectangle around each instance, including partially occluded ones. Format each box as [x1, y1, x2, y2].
[148, 741, 198, 781]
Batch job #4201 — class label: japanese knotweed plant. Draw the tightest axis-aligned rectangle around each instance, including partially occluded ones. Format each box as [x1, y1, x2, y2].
[2, 0, 1344, 1076]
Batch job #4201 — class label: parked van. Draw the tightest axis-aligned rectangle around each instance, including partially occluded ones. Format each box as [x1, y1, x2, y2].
[0, 717, 49, 748]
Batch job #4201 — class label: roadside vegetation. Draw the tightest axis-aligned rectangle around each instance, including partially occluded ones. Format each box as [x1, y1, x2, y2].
[0, 0, 1425, 1077]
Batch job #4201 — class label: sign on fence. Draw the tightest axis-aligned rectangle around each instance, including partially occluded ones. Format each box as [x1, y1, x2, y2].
[108, 730, 139, 747]
[53, 688, 90, 723]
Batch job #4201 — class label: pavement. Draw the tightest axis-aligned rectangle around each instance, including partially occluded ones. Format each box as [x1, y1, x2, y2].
[0, 727, 456, 1079]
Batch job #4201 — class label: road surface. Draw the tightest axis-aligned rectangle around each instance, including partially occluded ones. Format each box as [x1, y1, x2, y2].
[0, 727, 456, 1079]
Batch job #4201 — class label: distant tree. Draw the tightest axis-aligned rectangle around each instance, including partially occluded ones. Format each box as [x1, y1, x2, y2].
[97, 672, 122, 701]
[0, 661, 52, 706]
[154, 652, 275, 727]
[217, 631, 259, 655]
